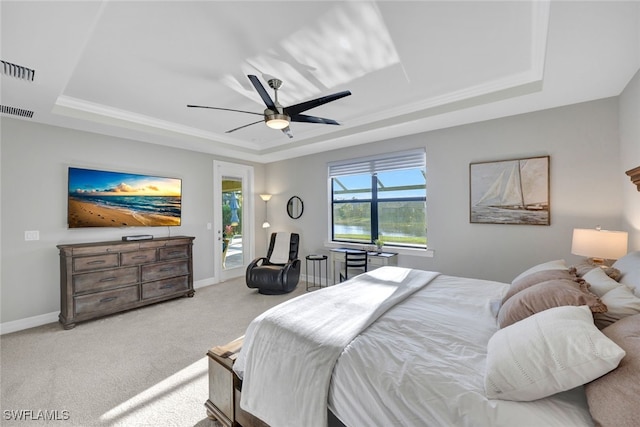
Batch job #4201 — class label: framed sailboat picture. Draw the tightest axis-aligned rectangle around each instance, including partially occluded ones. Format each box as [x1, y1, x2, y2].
[470, 155, 550, 225]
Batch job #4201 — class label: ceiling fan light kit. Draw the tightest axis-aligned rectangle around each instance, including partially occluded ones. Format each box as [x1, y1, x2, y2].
[265, 114, 290, 130]
[188, 74, 351, 138]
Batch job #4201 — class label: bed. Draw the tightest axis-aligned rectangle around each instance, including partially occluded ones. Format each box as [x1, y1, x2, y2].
[231, 251, 640, 427]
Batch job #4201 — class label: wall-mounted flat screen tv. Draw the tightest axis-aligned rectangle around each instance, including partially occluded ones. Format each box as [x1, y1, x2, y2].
[68, 167, 182, 228]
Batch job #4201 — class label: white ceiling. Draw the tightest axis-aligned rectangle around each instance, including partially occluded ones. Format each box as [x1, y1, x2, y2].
[1, 1, 639, 163]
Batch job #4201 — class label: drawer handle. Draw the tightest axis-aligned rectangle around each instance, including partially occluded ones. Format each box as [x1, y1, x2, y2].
[100, 296, 117, 303]
[99, 277, 117, 282]
[88, 260, 106, 265]
[168, 251, 183, 255]
[160, 284, 175, 290]
[132, 255, 148, 260]
[159, 267, 174, 272]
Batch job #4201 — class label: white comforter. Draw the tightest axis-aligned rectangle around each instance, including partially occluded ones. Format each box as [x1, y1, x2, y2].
[234, 267, 439, 427]
[328, 274, 593, 427]
[235, 267, 593, 427]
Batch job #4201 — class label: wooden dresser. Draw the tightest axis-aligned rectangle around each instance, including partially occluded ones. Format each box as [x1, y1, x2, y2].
[57, 236, 195, 329]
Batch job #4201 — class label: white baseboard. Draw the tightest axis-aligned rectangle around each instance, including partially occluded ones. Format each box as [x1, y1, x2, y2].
[1, 278, 218, 335]
[194, 277, 216, 289]
[0, 311, 59, 335]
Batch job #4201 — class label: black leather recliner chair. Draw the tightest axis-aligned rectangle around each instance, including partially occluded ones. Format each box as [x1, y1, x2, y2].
[246, 232, 301, 294]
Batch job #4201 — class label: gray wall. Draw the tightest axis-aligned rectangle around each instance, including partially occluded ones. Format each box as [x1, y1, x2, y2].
[265, 97, 632, 283]
[2, 80, 638, 326]
[0, 119, 265, 324]
[619, 69, 640, 249]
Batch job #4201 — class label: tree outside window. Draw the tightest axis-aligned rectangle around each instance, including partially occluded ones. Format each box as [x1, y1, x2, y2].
[330, 150, 427, 248]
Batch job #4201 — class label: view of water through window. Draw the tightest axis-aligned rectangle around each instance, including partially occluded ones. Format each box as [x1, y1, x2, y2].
[331, 156, 427, 247]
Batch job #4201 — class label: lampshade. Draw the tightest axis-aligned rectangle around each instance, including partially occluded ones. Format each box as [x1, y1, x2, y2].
[571, 228, 628, 261]
[260, 194, 272, 228]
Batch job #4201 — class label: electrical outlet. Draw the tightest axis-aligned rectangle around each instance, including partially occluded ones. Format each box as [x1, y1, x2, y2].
[207, 223, 212, 230]
[25, 230, 39, 241]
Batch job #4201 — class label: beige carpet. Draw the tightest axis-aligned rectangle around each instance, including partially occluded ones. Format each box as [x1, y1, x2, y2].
[0, 277, 307, 426]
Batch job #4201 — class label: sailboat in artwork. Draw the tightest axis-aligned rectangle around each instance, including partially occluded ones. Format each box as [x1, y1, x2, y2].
[475, 159, 548, 211]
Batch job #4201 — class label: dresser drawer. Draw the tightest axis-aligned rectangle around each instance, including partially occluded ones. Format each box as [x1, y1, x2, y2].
[158, 245, 189, 261]
[74, 286, 139, 316]
[74, 254, 119, 272]
[73, 266, 139, 294]
[121, 249, 157, 266]
[72, 243, 139, 256]
[141, 260, 189, 282]
[142, 276, 189, 300]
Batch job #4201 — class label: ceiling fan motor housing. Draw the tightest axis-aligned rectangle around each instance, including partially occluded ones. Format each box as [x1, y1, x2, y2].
[268, 78, 283, 90]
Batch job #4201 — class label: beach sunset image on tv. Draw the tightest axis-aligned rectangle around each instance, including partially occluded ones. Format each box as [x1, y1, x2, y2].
[68, 167, 182, 228]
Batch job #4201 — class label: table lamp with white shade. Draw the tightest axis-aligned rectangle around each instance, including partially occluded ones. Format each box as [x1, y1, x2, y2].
[571, 226, 628, 266]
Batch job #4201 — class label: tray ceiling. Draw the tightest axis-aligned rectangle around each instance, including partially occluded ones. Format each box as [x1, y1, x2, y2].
[1, 1, 638, 163]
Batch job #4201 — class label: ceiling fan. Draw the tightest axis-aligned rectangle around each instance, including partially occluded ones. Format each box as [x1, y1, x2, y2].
[188, 75, 351, 138]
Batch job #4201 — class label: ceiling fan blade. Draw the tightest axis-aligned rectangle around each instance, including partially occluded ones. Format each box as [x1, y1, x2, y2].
[281, 126, 293, 138]
[187, 105, 263, 116]
[284, 90, 351, 116]
[247, 75, 276, 111]
[225, 119, 264, 133]
[290, 114, 340, 125]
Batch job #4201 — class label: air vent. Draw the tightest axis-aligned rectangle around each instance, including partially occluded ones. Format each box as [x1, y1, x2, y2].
[1, 60, 35, 81]
[1, 105, 34, 118]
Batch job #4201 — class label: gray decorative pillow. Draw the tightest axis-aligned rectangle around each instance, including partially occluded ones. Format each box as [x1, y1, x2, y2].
[498, 279, 607, 328]
[585, 314, 640, 427]
[503, 268, 581, 304]
[511, 260, 568, 283]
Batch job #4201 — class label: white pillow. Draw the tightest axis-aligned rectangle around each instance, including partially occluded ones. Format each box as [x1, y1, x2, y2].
[595, 284, 640, 328]
[612, 251, 640, 297]
[484, 305, 625, 401]
[511, 259, 568, 283]
[583, 267, 624, 297]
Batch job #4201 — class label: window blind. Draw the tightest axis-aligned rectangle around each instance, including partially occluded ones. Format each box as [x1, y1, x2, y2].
[328, 149, 425, 177]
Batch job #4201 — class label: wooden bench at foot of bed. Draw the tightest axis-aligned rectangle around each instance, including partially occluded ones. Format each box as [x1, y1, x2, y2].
[205, 336, 268, 427]
[206, 337, 346, 427]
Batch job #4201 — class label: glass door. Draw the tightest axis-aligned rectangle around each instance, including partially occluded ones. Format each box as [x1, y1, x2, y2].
[214, 161, 254, 281]
[222, 177, 243, 270]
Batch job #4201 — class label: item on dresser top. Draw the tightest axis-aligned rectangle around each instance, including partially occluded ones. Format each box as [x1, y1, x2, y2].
[122, 234, 154, 241]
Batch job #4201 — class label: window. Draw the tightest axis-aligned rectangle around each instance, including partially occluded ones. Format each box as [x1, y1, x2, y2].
[329, 149, 427, 248]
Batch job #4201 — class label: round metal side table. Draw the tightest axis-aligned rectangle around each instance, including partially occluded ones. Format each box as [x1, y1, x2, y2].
[305, 254, 328, 291]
